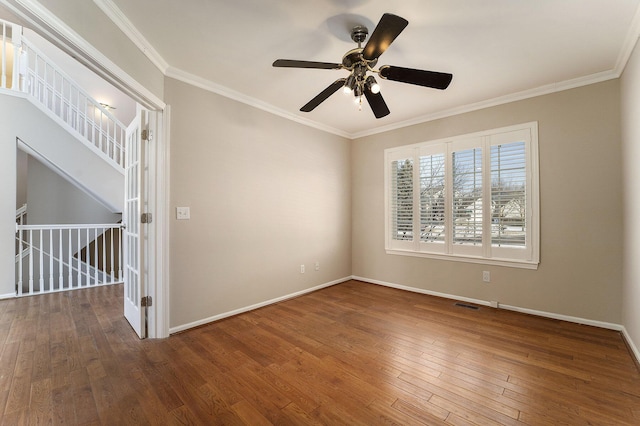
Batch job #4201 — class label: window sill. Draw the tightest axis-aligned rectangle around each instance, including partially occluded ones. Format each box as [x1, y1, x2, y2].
[385, 249, 539, 270]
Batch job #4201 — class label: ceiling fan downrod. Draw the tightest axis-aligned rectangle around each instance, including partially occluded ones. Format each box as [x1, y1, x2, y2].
[350, 25, 368, 47]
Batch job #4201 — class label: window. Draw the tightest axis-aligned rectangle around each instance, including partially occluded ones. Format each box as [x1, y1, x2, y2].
[385, 122, 539, 269]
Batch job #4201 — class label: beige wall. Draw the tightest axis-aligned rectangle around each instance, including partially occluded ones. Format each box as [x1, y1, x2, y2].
[621, 39, 640, 353]
[352, 80, 623, 324]
[165, 78, 352, 329]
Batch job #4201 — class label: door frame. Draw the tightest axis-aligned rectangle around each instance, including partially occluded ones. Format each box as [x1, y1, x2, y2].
[5, 0, 171, 337]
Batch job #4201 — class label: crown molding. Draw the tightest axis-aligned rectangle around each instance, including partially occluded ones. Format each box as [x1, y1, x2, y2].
[350, 69, 619, 139]
[12, 0, 640, 140]
[165, 66, 351, 139]
[165, 66, 619, 141]
[92, 0, 169, 74]
[615, 1, 640, 75]
[89, 0, 349, 138]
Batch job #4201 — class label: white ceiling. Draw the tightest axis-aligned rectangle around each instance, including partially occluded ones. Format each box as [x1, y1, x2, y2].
[89, 1, 640, 137]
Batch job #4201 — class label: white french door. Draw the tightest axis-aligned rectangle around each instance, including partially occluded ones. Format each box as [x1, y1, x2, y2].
[123, 110, 147, 338]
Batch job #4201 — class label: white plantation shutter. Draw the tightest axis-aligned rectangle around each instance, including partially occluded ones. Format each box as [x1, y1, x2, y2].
[390, 158, 414, 242]
[419, 153, 446, 243]
[384, 122, 538, 268]
[491, 141, 526, 247]
[452, 147, 483, 247]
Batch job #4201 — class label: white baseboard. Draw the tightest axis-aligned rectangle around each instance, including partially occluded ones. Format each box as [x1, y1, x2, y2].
[622, 327, 640, 367]
[352, 275, 624, 331]
[353, 275, 639, 367]
[0, 292, 15, 300]
[169, 276, 351, 334]
[168, 275, 640, 368]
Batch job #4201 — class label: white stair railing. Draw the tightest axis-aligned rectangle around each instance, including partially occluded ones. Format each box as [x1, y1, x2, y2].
[15, 223, 123, 296]
[1, 18, 126, 169]
[15, 203, 28, 262]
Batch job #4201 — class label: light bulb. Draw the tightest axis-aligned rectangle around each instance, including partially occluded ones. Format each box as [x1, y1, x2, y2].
[343, 74, 356, 95]
[365, 75, 380, 94]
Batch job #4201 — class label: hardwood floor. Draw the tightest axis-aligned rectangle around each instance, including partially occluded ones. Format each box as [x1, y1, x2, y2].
[0, 280, 639, 425]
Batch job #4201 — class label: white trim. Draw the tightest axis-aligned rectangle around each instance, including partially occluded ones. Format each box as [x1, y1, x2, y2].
[352, 71, 618, 139]
[92, 0, 169, 73]
[50, 0, 640, 140]
[168, 277, 350, 334]
[622, 327, 640, 367]
[352, 275, 495, 308]
[165, 67, 351, 139]
[497, 303, 623, 331]
[162, 62, 618, 141]
[156, 105, 171, 338]
[88, 0, 349, 138]
[352, 275, 624, 331]
[0, 292, 16, 300]
[616, 2, 640, 74]
[384, 249, 539, 270]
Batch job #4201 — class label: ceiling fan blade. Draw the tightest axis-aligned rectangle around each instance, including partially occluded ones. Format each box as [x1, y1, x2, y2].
[379, 65, 453, 90]
[364, 86, 390, 119]
[300, 79, 347, 112]
[273, 59, 342, 70]
[362, 13, 409, 61]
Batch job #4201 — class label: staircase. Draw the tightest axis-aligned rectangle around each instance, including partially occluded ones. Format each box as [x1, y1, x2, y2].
[3, 18, 127, 295]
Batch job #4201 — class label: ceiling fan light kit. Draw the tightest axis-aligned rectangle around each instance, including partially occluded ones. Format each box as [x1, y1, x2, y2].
[273, 13, 453, 119]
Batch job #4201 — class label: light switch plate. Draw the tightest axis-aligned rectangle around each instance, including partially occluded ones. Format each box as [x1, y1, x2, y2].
[176, 206, 190, 220]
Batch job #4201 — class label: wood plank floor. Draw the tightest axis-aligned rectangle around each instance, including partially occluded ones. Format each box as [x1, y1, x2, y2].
[0, 280, 639, 425]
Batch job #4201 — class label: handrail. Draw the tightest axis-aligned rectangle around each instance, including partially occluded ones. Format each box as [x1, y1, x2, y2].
[15, 203, 28, 261]
[16, 203, 27, 226]
[15, 203, 27, 219]
[1, 18, 127, 169]
[17, 223, 124, 231]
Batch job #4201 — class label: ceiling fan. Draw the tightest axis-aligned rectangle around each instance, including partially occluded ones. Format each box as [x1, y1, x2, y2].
[272, 13, 453, 119]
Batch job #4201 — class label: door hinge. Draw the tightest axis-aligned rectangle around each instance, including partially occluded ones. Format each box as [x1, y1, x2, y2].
[141, 213, 152, 223]
[141, 296, 152, 307]
[141, 129, 153, 141]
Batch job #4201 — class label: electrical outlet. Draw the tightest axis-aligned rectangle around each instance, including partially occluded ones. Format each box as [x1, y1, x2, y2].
[483, 271, 491, 282]
[176, 206, 190, 220]
[315, 261, 320, 271]
[300, 264, 305, 274]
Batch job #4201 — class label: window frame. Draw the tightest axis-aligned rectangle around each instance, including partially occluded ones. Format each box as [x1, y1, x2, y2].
[384, 122, 539, 269]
